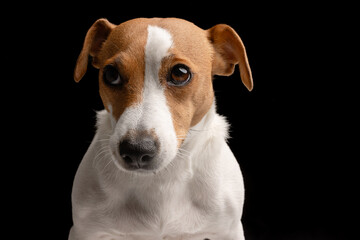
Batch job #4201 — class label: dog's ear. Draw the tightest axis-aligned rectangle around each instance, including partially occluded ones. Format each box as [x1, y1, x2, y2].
[74, 18, 116, 82]
[207, 24, 253, 91]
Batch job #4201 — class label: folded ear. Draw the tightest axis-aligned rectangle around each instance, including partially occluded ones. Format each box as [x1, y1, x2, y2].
[207, 24, 253, 91]
[74, 18, 116, 82]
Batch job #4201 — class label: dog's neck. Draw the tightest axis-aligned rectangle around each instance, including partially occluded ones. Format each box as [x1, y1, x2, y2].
[187, 102, 229, 144]
[180, 101, 230, 175]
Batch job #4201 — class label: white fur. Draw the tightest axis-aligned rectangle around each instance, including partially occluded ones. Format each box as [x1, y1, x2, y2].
[70, 105, 245, 240]
[69, 25, 245, 240]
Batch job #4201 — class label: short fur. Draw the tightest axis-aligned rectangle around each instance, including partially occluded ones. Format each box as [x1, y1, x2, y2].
[70, 17, 253, 240]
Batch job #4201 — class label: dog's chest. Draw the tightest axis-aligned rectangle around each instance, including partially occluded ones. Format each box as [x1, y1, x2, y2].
[98, 178, 220, 239]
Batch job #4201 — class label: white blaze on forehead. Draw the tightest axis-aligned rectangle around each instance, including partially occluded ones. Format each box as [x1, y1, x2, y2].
[145, 25, 173, 77]
[140, 25, 177, 163]
[142, 25, 174, 129]
[142, 25, 174, 128]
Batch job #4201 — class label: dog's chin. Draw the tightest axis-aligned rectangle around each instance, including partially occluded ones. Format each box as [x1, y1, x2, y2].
[120, 160, 161, 175]
[110, 153, 176, 175]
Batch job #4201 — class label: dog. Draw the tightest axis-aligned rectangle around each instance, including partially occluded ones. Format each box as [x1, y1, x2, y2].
[69, 17, 253, 240]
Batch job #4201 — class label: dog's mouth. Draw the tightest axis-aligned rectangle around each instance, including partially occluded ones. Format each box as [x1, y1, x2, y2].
[112, 153, 169, 175]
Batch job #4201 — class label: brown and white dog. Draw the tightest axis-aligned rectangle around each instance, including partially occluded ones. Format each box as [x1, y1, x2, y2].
[69, 17, 253, 240]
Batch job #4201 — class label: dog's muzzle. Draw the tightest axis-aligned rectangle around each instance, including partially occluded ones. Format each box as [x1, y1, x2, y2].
[119, 131, 160, 171]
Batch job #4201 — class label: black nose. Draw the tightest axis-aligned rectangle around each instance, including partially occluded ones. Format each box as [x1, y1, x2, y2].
[119, 134, 158, 170]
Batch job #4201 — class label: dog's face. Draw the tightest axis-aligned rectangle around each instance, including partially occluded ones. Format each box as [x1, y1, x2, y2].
[74, 18, 252, 173]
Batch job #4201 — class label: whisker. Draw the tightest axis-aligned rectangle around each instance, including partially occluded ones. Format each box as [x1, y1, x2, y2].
[94, 147, 111, 159]
[176, 151, 190, 159]
[96, 152, 115, 174]
[98, 138, 111, 142]
[175, 154, 189, 162]
[92, 146, 112, 168]
[178, 148, 191, 154]
[103, 157, 114, 170]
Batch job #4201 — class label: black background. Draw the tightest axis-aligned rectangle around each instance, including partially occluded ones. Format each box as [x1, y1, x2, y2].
[8, 3, 356, 240]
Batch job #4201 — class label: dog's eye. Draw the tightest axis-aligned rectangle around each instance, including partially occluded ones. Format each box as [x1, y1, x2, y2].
[168, 64, 192, 86]
[103, 65, 122, 86]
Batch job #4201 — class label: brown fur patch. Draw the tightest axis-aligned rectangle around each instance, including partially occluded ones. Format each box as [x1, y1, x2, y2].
[98, 18, 215, 145]
[155, 19, 215, 145]
[75, 18, 252, 147]
[97, 19, 150, 120]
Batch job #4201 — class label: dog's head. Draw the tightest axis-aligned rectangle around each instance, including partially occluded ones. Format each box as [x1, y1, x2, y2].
[74, 18, 252, 173]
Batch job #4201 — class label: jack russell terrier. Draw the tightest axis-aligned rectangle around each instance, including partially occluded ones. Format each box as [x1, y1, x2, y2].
[69, 17, 253, 240]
